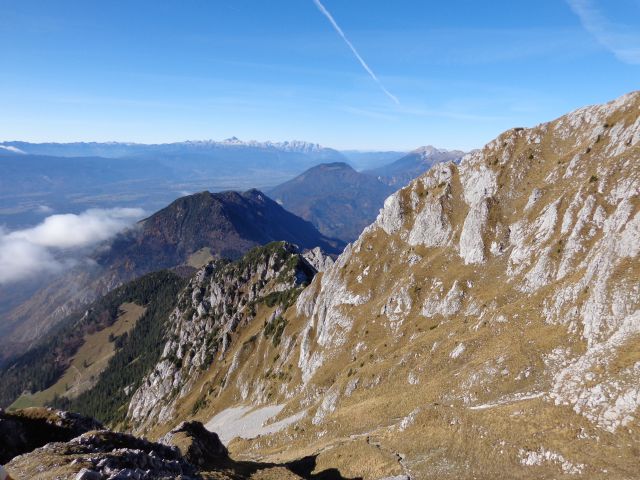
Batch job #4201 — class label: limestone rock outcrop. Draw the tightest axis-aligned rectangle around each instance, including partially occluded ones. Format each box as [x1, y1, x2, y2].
[0, 407, 103, 464]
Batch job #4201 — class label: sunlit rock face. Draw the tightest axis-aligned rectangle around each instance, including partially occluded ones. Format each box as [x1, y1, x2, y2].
[127, 242, 318, 432]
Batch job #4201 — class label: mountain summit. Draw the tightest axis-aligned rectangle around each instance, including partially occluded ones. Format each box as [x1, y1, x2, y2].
[98, 188, 343, 271]
[268, 162, 394, 242]
[366, 145, 465, 186]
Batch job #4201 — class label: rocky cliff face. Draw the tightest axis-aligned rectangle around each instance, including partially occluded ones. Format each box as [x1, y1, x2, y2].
[127, 242, 318, 432]
[286, 91, 639, 478]
[0, 407, 103, 464]
[3, 411, 354, 480]
[125, 92, 639, 479]
[6, 429, 200, 480]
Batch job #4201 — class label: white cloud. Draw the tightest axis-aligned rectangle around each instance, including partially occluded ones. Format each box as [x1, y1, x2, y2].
[0, 145, 25, 154]
[7, 208, 143, 248]
[566, 0, 640, 64]
[0, 233, 66, 284]
[0, 208, 144, 284]
[312, 0, 400, 104]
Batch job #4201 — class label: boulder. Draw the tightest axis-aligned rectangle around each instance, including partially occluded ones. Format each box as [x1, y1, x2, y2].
[159, 421, 228, 468]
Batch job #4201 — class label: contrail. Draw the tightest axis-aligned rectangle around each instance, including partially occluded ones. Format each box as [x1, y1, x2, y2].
[566, 0, 640, 65]
[312, 0, 399, 104]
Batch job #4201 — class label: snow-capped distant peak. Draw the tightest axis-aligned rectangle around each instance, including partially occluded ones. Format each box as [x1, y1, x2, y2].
[411, 145, 466, 158]
[412, 145, 440, 154]
[185, 138, 328, 153]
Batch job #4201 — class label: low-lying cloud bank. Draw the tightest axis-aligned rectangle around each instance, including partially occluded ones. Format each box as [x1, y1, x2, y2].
[0, 145, 25, 154]
[0, 208, 144, 284]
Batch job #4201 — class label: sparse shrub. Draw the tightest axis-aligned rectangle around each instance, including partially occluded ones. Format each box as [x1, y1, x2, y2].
[264, 316, 288, 347]
[243, 333, 259, 346]
[262, 287, 302, 310]
[191, 395, 208, 414]
[114, 332, 128, 349]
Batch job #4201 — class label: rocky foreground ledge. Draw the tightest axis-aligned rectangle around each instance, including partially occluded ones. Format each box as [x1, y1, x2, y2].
[1, 408, 214, 479]
[0, 408, 358, 480]
[0, 407, 104, 465]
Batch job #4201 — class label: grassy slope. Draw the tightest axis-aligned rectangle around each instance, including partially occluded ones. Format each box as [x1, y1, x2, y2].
[186, 247, 215, 268]
[10, 303, 146, 410]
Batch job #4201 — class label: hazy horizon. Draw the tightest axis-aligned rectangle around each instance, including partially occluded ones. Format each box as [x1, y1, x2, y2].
[1, 137, 442, 153]
[1, 0, 638, 151]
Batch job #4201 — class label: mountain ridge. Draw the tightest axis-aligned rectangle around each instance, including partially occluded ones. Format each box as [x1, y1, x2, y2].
[365, 145, 465, 187]
[0, 138, 344, 158]
[0, 189, 343, 362]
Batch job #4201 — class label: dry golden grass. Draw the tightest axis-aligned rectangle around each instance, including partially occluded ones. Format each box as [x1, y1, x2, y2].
[10, 303, 145, 410]
[187, 247, 215, 268]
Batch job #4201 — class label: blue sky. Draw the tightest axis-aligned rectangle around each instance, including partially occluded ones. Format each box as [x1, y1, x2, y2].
[0, 0, 638, 150]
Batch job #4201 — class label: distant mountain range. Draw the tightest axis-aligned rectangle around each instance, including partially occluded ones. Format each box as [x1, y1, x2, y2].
[268, 162, 394, 242]
[0, 140, 462, 231]
[0, 138, 343, 159]
[0, 139, 462, 358]
[0, 137, 402, 229]
[0, 139, 346, 229]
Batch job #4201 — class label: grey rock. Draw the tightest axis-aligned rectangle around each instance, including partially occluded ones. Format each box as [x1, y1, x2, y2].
[127, 242, 318, 431]
[75, 469, 103, 480]
[159, 421, 228, 468]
